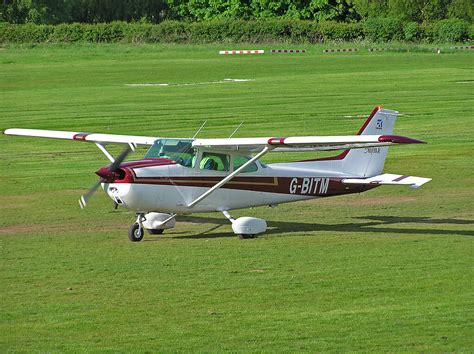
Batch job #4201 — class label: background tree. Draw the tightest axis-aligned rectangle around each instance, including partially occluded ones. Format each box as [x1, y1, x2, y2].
[447, 0, 474, 22]
[0, 0, 472, 23]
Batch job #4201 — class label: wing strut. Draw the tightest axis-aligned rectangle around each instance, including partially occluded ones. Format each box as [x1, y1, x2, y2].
[187, 146, 272, 208]
[95, 143, 115, 163]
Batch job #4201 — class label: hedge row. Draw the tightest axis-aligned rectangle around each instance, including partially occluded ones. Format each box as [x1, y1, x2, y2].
[0, 19, 472, 44]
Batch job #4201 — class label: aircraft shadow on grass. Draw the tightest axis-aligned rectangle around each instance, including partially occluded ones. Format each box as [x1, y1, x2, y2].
[155, 215, 474, 240]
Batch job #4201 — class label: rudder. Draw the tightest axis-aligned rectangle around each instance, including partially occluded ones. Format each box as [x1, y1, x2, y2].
[341, 106, 399, 177]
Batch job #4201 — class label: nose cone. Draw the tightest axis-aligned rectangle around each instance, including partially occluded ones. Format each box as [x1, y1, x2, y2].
[95, 166, 120, 181]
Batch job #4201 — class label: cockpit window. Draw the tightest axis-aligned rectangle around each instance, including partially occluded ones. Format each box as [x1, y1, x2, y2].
[145, 139, 196, 167]
[200, 152, 230, 172]
[233, 155, 258, 173]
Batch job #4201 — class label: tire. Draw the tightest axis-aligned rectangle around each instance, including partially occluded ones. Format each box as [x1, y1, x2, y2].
[238, 234, 255, 239]
[128, 223, 144, 242]
[148, 229, 164, 235]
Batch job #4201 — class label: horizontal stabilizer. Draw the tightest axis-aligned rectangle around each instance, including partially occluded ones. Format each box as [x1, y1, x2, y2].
[342, 173, 431, 189]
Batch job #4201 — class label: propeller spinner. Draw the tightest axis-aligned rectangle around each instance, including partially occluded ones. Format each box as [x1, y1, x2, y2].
[79, 143, 136, 209]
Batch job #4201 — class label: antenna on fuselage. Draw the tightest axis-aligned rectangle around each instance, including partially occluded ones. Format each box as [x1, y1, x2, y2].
[192, 120, 207, 139]
[229, 121, 244, 138]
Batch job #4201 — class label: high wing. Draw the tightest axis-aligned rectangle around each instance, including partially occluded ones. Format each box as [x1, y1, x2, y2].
[192, 134, 425, 153]
[4, 128, 157, 146]
[192, 107, 425, 153]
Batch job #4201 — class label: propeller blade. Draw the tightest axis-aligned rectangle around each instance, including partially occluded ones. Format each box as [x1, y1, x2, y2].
[79, 180, 101, 209]
[109, 143, 136, 172]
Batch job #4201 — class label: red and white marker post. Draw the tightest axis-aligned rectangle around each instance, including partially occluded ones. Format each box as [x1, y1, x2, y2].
[219, 50, 264, 55]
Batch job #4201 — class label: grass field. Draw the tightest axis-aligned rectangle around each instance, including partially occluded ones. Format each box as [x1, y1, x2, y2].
[1, 43, 473, 352]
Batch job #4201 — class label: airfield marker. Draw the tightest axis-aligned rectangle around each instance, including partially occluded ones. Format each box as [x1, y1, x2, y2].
[323, 48, 358, 53]
[270, 49, 306, 53]
[452, 45, 474, 50]
[219, 50, 264, 55]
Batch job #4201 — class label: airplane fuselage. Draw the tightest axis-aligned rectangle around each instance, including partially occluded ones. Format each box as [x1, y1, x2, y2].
[103, 158, 375, 213]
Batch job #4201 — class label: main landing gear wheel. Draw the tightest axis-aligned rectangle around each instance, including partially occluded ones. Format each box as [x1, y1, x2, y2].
[128, 223, 144, 242]
[238, 234, 256, 239]
[148, 229, 164, 235]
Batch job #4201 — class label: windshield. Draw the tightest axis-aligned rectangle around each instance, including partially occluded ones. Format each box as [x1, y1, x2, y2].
[145, 139, 196, 167]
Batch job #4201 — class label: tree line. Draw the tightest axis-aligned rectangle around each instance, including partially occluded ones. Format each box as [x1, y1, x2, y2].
[1, 0, 473, 25]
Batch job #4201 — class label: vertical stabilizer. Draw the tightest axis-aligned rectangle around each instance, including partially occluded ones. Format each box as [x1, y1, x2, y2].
[341, 106, 398, 177]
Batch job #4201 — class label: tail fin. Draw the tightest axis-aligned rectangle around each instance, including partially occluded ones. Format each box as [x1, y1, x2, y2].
[341, 106, 398, 177]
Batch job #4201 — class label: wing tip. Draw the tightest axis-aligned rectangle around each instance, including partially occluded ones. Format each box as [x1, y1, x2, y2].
[409, 177, 432, 189]
[378, 135, 427, 144]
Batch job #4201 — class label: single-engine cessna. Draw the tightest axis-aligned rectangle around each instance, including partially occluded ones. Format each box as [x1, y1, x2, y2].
[4, 107, 431, 241]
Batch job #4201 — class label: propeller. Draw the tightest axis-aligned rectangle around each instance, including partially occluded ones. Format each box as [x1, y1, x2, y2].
[79, 143, 136, 209]
[79, 181, 101, 209]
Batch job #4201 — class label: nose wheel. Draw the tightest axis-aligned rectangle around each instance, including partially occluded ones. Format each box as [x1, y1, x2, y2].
[128, 223, 144, 242]
[128, 213, 146, 242]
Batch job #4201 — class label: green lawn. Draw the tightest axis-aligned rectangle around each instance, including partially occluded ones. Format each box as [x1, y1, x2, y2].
[0, 43, 473, 352]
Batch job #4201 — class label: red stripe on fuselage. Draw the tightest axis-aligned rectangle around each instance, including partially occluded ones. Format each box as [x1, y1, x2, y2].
[118, 158, 176, 169]
[300, 149, 349, 162]
[118, 175, 376, 196]
[97, 158, 176, 183]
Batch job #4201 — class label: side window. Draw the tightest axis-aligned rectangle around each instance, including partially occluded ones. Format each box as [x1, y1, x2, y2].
[200, 152, 230, 172]
[233, 155, 258, 173]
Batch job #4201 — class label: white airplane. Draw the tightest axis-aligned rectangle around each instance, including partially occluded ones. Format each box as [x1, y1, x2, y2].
[4, 107, 431, 241]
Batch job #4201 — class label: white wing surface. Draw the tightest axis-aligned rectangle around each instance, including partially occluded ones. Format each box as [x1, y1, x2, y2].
[192, 134, 425, 153]
[4, 128, 157, 146]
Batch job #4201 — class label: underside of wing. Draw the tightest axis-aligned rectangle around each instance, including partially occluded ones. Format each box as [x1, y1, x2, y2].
[192, 135, 425, 153]
[4, 128, 157, 146]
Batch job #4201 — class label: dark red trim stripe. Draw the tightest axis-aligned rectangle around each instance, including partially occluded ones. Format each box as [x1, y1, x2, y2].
[393, 175, 409, 182]
[268, 137, 286, 145]
[124, 175, 376, 196]
[301, 149, 349, 162]
[378, 135, 426, 144]
[357, 106, 381, 135]
[73, 133, 90, 141]
[134, 175, 278, 187]
[119, 158, 176, 169]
